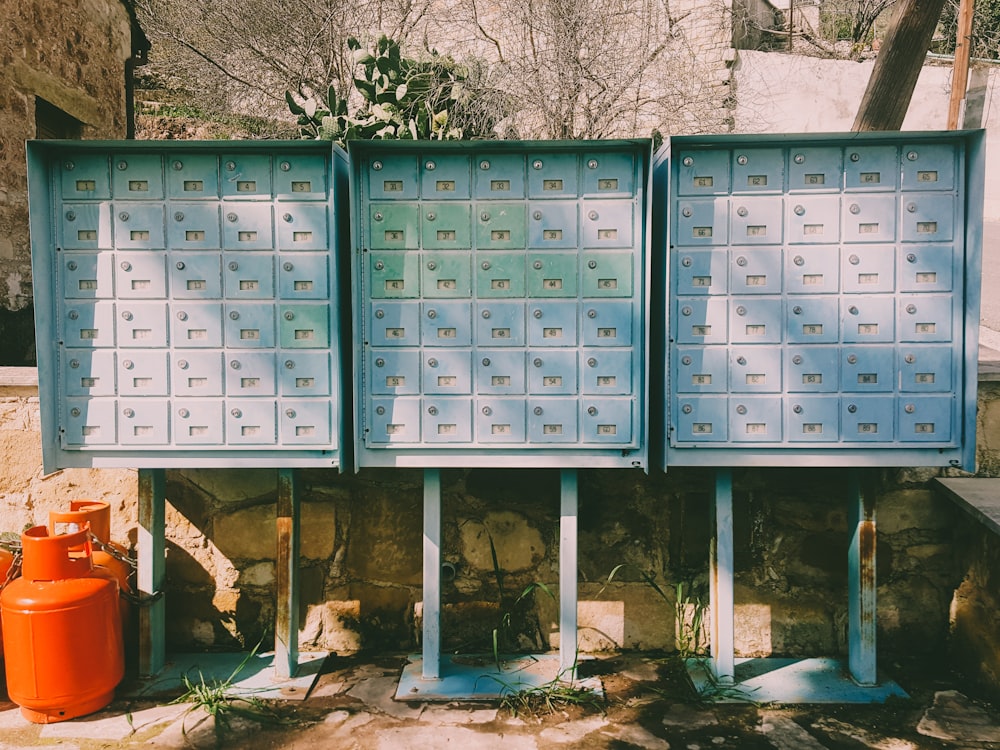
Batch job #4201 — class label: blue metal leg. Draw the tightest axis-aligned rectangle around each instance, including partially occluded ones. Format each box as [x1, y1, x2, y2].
[423, 469, 441, 680]
[138, 468, 166, 678]
[560, 469, 578, 676]
[848, 469, 877, 686]
[275, 468, 300, 678]
[710, 468, 734, 683]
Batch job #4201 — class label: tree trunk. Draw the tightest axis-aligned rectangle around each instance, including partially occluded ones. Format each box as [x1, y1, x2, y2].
[852, 0, 948, 131]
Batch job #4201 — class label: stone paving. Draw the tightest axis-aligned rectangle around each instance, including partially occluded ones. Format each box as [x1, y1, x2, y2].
[1, 654, 999, 749]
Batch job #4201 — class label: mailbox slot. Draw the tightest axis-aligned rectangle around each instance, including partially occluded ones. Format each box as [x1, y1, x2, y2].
[423, 350, 472, 394]
[420, 154, 471, 199]
[173, 401, 224, 444]
[475, 399, 526, 443]
[117, 302, 168, 348]
[898, 244, 954, 292]
[581, 251, 633, 297]
[277, 204, 329, 250]
[279, 352, 332, 396]
[528, 301, 578, 346]
[114, 203, 165, 249]
[731, 148, 784, 193]
[62, 398, 117, 446]
[225, 351, 277, 395]
[422, 398, 472, 443]
[170, 252, 222, 299]
[368, 396, 420, 443]
[63, 350, 116, 396]
[421, 301, 472, 346]
[673, 395, 728, 442]
[222, 205, 274, 250]
[279, 399, 332, 444]
[676, 149, 731, 196]
[60, 154, 111, 200]
[167, 203, 221, 250]
[274, 154, 328, 200]
[422, 253, 471, 298]
[476, 203, 526, 249]
[367, 155, 418, 200]
[61, 203, 111, 249]
[581, 350, 631, 394]
[421, 203, 472, 249]
[581, 398, 632, 443]
[223, 254, 275, 299]
[476, 350, 526, 394]
[528, 201, 578, 248]
[900, 194, 954, 243]
[898, 396, 953, 442]
[114, 252, 167, 298]
[527, 398, 579, 442]
[171, 302, 224, 348]
[787, 147, 842, 192]
[675, 198, 729, 246]
[62, 302, 116, 348]
[224, 303, 276, 348]
[474, 153, 526, 198]
[582, 200, 633, 248]
[118, 399, 170, 445]
[901, 143, 956, 191]
[842, 195, 897, 243]
[370, 349, 421, 394]
[582, 301, 633, 346]
[369, 251, 419, 298]
[841, 395, 894, 441]
[166, 154, 220, 199]
[730, 197, 783, 244]
[674, 346, 728, 393]
[785, 297, 839, 343]
[117, 351, 169, 395]
[63, 252, 115, 299]
[899, 345, 953, 392]
[898, 294, 952, 342]
[785, 246, 840, 295]
[369, 203, 420, 249]
[844, 146, 899, 191]
[527, 253, 578, 297]
[370, 301, 421, 346]
[527, 153, 578, 197]
[528, 350, 578, 394]
[111, 154, 164, 200]
[172, 352, 224, 396]
[841, 295, 895, 343]
[730, 396, 782, 442]
[477, 301, 526, 346]
[785, 345, 839, 393]
[476, 252, 526, 298]
[225, 400, 277, 444]
[674, 249, 729, 296]
[729, 346, 782, 393]
[787, 196, 841, 244]
[278, 254, 329, 299]
[729, 248, 782, 294]
[279, 304, 330, 348]
[582, 151, 635, 196]
[728, 297, 782, 344]
[675, 298, 728, 345]
[220, 154, 272, 199]
[841, 346, 895, 392]
[786, 396, 839, 442]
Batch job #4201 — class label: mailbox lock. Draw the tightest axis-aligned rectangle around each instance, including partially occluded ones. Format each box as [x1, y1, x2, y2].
[425, 160, 436, 171]
[906, 304, 917, 314]
[681, 356, 692, 366]
[280, 161, 291, 171]
[849, 254, 860, 265]
[119, 212, 130, 222]
[533, 211, 542, 220]
[375, 309, 385, 319]
[534, 406, 544, 416]
[177, 359, 189, 370]
[231, 408, 242, 418]
[230, 311, 240, 320]
[64, 161, 75, 171]
[176, 311, 188, 321]
[906, 202, 917, 213]
[482, 310, 491, 319]
[178, 409, 190, 418]
[481, 211, 490, 221]
[533, 261, 543, 270]
[66, 210, 76, 221]
[230, 360, 241, 370]
[428, 406, 438, 416]
[482, 261, 491, 270]
[283, 262, 294, 271]
[426, 211, 436, 222]
[533, 358, 543, 367]
[176, 261, 186, 270]
[793, 405, 803, 414]
[70, 407, 81, 417]
[681, 306, 692, 316]
[847, 354, 858, 364]
[373, 212, 384, 222]
[793, 153, 805, 164]
[172, 160, 183, 170]
[120, 261, 132, 272]
[736, 154, 749, 166]
[849, 203, 861, 215]
[588, 406, 598, 416]
[174, 211, 185, 222]
[681, 256, 692, 267]
[482, 406, 492, 416]
[229, 261, 239, 271]
[794, 204, 805, 216]
[682, 156, 694, 167]
[428, 358, 438, 368]
[117, 160, 128, 171]
[427, 261, 437, 270]
[905, 403, 916, 413]
[284, 360, 295, 369]
[374, 261, 385, 270]
[736, 405, 747, 415]
[427, 309, 437, 319]
[588, 210, 599, 221]
[225, 161, 237, 171]
[283, 213, 293, 223]
[227, 212, 238, 223]
[792, 355, 802, 365]
[588, 260, 597, 269]
[793, 306, 803, 315]
[907, 150, 918, 161]
[68, 310, 79, 320]
[848, 306, 859, 315]
[480, 160, 491, 170]
[844, 403, 855, 413]
[123, 408, 135, 418]
[376, 406, 385, 415]
[905, 354, 916, 364]
[736, 356, 746, 365]
[736, 305, 746, 316]
[737, 206, 748, 217]
[285, 409, 296, 418]
[532, 159, 543, 170]
[587, 309, 596, 318]
[849, 152, 860, 162]
[682, 207, 692, 217]
[793, 255, 804, 266]
[375, 358, 385, 367]
[482, 358, 491, 366]
[682, 404, 692, 414]
[533, 309, 543, 319]
[372, 160, 383, 171]
[69, 359, 80, 369]
[121, 311, 133, 321]
[736, 256, 747, 266]
[67, 261, 78, 271]
[907, 253, 917, 263]
[588, 159, 599, 169]
[284, 311, 295, 321]
[587, 358, 597, 368]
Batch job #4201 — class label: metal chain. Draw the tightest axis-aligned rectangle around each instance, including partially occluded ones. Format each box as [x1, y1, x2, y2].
[1, 548, 22, 592]
[88, 531, 139, 570]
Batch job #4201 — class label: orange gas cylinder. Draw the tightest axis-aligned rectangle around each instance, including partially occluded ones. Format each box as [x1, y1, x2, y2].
[0, 525, 124, 724]
[49, 500, 133, 596]
[0, 545, 14, 662]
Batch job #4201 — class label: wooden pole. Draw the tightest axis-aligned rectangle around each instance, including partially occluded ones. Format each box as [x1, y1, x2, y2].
[947, 0, 976, 129]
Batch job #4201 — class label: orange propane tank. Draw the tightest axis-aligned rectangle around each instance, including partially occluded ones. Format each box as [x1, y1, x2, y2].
[0, 545, 13, 662]
[0, 525, 124, 724]
[49, 500, 133, 597]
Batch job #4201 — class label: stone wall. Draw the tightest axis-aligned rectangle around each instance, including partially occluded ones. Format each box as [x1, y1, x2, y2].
[2, 367, 996, 689]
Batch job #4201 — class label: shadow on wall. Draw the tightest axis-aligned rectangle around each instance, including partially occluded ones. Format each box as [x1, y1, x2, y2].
[0, 306, 36, 366]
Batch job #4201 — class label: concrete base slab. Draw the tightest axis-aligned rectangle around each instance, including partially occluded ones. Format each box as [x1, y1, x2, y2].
[687, 657, 908, 703]
[395, 653, 603, 702]
[123, 651, 327, 701]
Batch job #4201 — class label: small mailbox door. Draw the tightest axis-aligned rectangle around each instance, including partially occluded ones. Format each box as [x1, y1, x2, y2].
[224, 255, 275, 299]
[370, 252, 420, 298]
[477, 350, 526, 394]
[785, 345, 839, 392]
[786, 196, 840, 244]
[581, 398, 632, 443]
[898, 294, 952, 342]
[220, 154, 272, 199]
[166, 154, 219, 199]
[582, 151, 635, 196]
[369, 204, 420, 249]
[476, 253, 526, 298]
[842, 347, 895, 393]
[581, 251, 633, 297]
[61, 154, 112, 200]
[172, 352, 224, 397]
[224, 303, 275, 348]
[842, 196, 897, 243]
[423, 350, 472, 394]
[673, 396, 728, 442]
[675, 198, 729, 246]
[277, 204, 328, 250]
[225, 400, 277, 445]
[527, 202, 578, 249]
[274, 154, 328, 200]
[173, 401, 224, 445]
[844, 146, 899, 191]
[63, 350, 116, 397]
[170, 253, 222, 299]
[786, 396, 839, 442]
[114, 204, 166, 249]
[899, 346, 952, 392]
[63, 398, 118, 446]
[475, 399, 526, 443]
[898, 396, 953, 443]
[62, 302, 116, 348]
[61, 203, 111, 250]
[368, 397, 420, 444]
[225, 351, 277, 396]
[841, 296, 895, 343]
[367, 155, 418, 200]
[474, 154, 526, 198]
[370, 301, 420, 347]
[527, 254, 578, 298]
[901, 144, 956, 191]
[581, 200, 633, 248]
[528, 301, 578, 346]
[111, 154, 164, 200]
[786, 297, 839, 343]
[527, 398, 579, 443]
[422, 254, 471, 298]
[787, 147, 842, 192]
[279, 400, 332, 445]
[676, 150, 731, 196]
[842, 396, 895, 442]
[421, 203, 472, 249]
[421, 301, 472, 346]
[785, 247, 839, 295]
[674, 346, 728, 393]
[476, 203, 526, 249]
[63, 253, 115, 299]
[900, 195, 954, 243]
[279, 304, 330, 349]
[675, 298, 728, 345]
[370, 350, 421, 395]
[221, 205, 273, 250]
[581, 350, 631, 395]
[731, 198, 783, 245]
[117, 302, 168, 348]
[729, 346, 782, 393]
[167, 204, 221, 250]
[420, 155, 471, 199]
[528, 350, 578, 395]
[729, 298, 782, 344]
[477, 302, 526, 347]
[674, 250, 728, 296]
[527, 153, 578, 197]
[422, 398, 472, 443]
[898, 245, 954, 292]
[731, 148, 784, 193]
[279, 352, 331, 396]
[582, 302, 632, 346]
[842, 245, 895, 293]
[118, 399, 170, 446]
[730, 396, 783, 442]
[278, 255, 329, 300]
[118, 351, 169, 396]
[115, 253, 167, 299]
[730, 249, 781, 295]
[171, 302, 224, 348]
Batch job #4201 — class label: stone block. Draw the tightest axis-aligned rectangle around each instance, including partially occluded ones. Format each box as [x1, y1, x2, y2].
[878, 490, 955, 533]
[180, 469, 276, 504]
[459, 510, 545, 573]
[301, 502, 335, 560]
[212, 503, 276, 560]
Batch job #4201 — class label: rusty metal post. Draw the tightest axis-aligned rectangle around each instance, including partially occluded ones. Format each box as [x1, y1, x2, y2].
[848, 468, 877, 686]
[275, 468, 300, 678]
[137, 468, 166, 677]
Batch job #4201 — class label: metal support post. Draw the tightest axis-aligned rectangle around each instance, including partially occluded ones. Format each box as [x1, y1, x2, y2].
[275, 468, 300, 678]
[848, 468, 878, 686]
[709, 468, 735, 683]
[423, 468, 442, 680]
[137, 468, 166, 678]
[559, 469, 578, 676]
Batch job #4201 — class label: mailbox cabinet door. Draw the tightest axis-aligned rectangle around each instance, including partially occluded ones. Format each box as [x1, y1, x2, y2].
[528, 202, 578, 248]
[582, 350, 631, 394]
[730, 249, 781, 294]
[173, 352, 224, 396]
[785, 247, 839, 295]
[899, 346, 952, 392]
[528, 301, 578, 346]
[731, 197, 783, 244]
[787, 147, 842, 192]
[421, 203, 472, 249]
[220, 154, 272, 199]
[675, 198, 729, 246]
[226, 400, 277, 444]
[171, 302, 224, 348]
[63, 350, 116, 396]
[368, 397, 420, 444]
[842, 296, 895, 343]
[117, 302, 168, 348]
[61, 154, 112, 200]
[422, 254, 471, 298]
[173, 401, 224, 444]
[842, 245, 895, 293]
[901, 143, 956, 191]
[224, 255, 275, 299]
[61, 203, 111, 250]
[676, 150, 731, 196]
[842, 346, 895, 393]
[841, 396, 894, 442]
[583, 151, 635, 196]
[63, 302, 116, 348]
[114, 204, 166, 249]
[898, 295, 952, 342]
[477, 350, 526, 394]
[63, 398, 117, 446]
[729, 298, 782, 344]
[423, 350, 472, 394]
[729, 347, 782, 393]
[166, 154, 220, 199]
[581, 251, 633, 297]
[112, 154, 164, 200]
[581, 398, 632, 443]
[370, 252, 420, 298]
[673, 396, 728, 442]
[787, 196, 840, 244]
[900, 195, 954, 243]
[225, 303, 275, 348]
[279, 352, 331, 396]
[115, 253, 167, 298]
[167, 204, 221, 250]
[786, 297, 839, 343]
[476, 399, 526, 443]
[367, 155, 418, 200]
[581, 200, 633, 248]
[63, 252, 115, 299]
[279, 304, 330, 349]
[674, 249, 728, 296]
[278, 255, 329, 299]
[474, 154, 526, 198]
[279, 399, 332, 444]
[842, 196, 897, 243]
[476, 253, 526, 298]
[274, 154, 328, 200]
[898, 396, 953, 442]
[731, 148, 784, 193]
[421, 301, 472, 346]
[118, 399, 170, 445]
[527, 153, 578, 197]
[118, 351, 169, 396]
[225, 351, 277, 396]
[222, 206, 273, 250]
[730, 397, 783, 442]
[370, 350, 421, 394]
[422, 398, 472, 443]
[674, 346, 728, 393]
[369, 204, 420, 249]
[370, 301, 420, 347]
[582, 302, 632, 346]
[898, 245, 954, 292]
[528, 350, 578, 394]
[527, 398, 579, 442]
[786, 396, 839, 442]
[477, 302, 526, 347]
[476, 203, 526, 249]
[421, 155, 471, 199]
[527, 254, 578, 298]
[844, 146, 899, 191]
[171, 253, 222, 299]
[675, 298, 728, 345]
[277, 204, 328, 250]
[785, 346, 839, 392]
